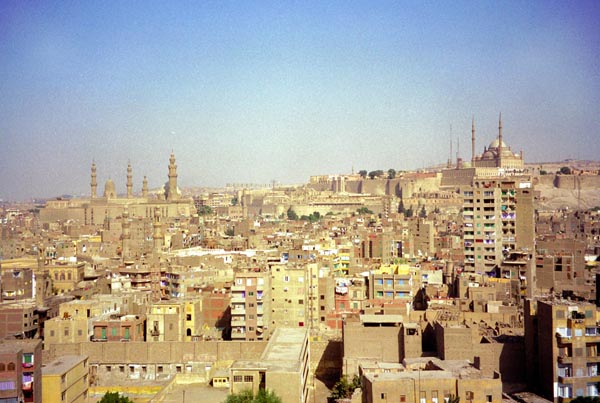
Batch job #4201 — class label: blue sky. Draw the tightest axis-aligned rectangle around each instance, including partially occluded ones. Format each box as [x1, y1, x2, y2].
[0, 1, 599, 200]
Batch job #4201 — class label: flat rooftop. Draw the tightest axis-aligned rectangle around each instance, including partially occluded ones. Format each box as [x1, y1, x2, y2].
[231, 328, 308, 373]
[42, 355, 87, 376]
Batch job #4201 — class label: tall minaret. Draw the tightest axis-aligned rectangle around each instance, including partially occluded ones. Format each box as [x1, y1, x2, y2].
[153, 207, 163, 251]
[142, 176, 148, 198]
[498, 113, 503, 168]
[471, 116, 476, 165]
[126, 163, 133, 198]
[166, 152, 179, 201]
[91, 162, 97, 199]
[121, 206, 131, 259]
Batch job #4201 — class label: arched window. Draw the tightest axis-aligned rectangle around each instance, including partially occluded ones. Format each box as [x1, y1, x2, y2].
[60, 272, 65, 280]
[7, 362, 15, 371]
[67, 272, 72, 280]
[187, 328, 192, 337]
[54, 273, 59, 280]
[0, 363, 5, 371]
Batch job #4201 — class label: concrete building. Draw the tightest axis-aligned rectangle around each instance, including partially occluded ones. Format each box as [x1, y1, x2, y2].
[229, 328, 310, 403]
[91, 313, 146, 342]
[525, 299, 600, 402]
[231, 270, 270, 341]
[0, 300, 38, 339]
[147, 301, 183, 342]
[0, 339, 42, 403]
[361, 357, 502, 403]
[463, 177, 534, 273]
[368, 264, 415, 305]
[41, 355, 89, 403]
[270, 263, 311, 329]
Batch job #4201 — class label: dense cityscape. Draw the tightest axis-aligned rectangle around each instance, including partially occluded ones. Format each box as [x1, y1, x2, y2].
[1, 122, 600, 402]
[2, 2, 599, 403]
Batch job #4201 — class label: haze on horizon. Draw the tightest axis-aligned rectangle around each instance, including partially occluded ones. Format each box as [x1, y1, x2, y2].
[0, 1, 599, 201]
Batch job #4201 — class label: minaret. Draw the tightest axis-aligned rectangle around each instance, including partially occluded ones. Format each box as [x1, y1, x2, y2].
[142, 176, 148, 198]
[153, 207, 163, 251]
[122, 206, 131, 259]
[166, 152, 179, 201]
[471, 116, 476, 165]
[126, 163, 133, 198]
[498, 113, 503, 168]
[447, 127, 453, 169]
[91, 162, 97, 199]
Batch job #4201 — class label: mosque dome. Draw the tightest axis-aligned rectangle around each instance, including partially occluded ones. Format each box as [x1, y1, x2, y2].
[104, 179, 116, 199]
[488, 138, 508, 149]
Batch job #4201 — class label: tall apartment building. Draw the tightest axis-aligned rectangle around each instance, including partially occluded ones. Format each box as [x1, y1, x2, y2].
[463, 177, 534, 273]
[230, 270, 270, 341]
[525, 299, 600, 401]
[270, 263, 314, 329]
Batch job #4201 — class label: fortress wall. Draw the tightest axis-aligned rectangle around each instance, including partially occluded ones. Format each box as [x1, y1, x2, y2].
[554, 174, 600, 189]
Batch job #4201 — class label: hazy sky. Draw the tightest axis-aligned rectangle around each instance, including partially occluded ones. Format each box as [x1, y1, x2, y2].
[1, 1, 599, 200]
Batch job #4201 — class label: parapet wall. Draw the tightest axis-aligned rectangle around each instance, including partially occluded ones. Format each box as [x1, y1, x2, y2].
[48, 340, 267, 364]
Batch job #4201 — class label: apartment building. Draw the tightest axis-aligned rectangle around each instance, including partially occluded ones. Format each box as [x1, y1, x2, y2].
[0, 300, 38, 339]
[0, 339, 42, 403]
[270, 263, 315, 329]
[525, 299, 600, 401]
[463, 178, 534, 273]
[41, 355, 89, 403]
[231, 270, 270, 341]
[230, 327, 310, 403]
[361, 358, 502, 403]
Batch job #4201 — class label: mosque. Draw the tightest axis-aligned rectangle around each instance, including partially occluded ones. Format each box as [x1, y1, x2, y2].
[39, 153, 195, 225]
[441, 114, 526, 188]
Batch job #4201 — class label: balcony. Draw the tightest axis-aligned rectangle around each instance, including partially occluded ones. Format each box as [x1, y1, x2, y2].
[231, 296, 246, 304]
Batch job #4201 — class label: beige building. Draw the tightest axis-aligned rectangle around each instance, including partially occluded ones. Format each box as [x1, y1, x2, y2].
[361, 358, 502, 403]
[231, 270, 271, 341]
[463, 177, 534, 273]
[270, 263, 314, 329]
[230, 328, 310, 403]
[42, 355, 89, 403]
[147, 301, 183, 342]
[525, 299, 600, 401]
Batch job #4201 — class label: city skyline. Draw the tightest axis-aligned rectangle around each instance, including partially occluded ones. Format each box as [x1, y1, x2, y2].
[1, 1, 599, 200]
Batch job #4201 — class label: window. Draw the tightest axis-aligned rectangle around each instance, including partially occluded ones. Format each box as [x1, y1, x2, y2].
[7, 363, 15, 371]
[130, 366, 135, 373]
[400, 396, 406, 402]
[157, 366, 163, 374]
[244, 375, 253, 382]
[106, 366, 111, 372]
[421, 391, 427, 403]
[64, 329, 69, 336]
[50, 330, 55, 337]
[176, 366, 182, 373]
[486, 395, 492, 402]
[78, 329, 83, 337]
[186, 314, 192, 321]
[381, 393, 387, 399]
[233, 375, 242, 382]
[61, 374, 66, 384]
[119, 366, 125, 373]
[0, 364, 4, 372]
[112, 328, 117, 337]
